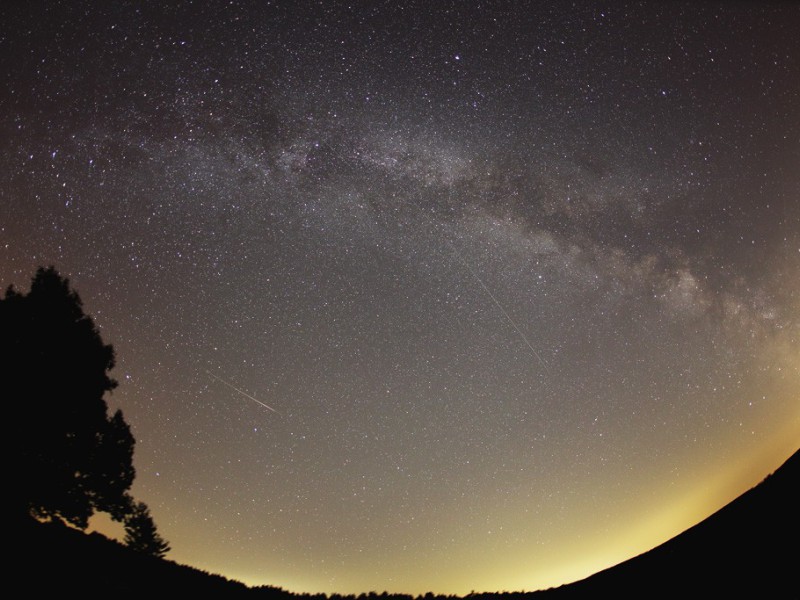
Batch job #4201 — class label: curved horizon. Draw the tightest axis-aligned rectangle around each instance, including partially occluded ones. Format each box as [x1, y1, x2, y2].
[3, 1, 799, 594]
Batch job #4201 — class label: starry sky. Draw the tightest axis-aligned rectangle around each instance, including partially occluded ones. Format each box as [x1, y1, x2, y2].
[2, 1, 799, 594]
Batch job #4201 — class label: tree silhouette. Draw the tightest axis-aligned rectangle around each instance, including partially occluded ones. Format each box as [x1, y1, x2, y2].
[124, 500, 171, 558]
[2, 267, 135, 528]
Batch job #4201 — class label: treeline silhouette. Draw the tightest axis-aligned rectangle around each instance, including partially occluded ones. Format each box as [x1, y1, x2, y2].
[13, 514, 559, 599]
[3, 267, 168, 555]
[6, 267, 798, 597]
[13, 448, 799, 598]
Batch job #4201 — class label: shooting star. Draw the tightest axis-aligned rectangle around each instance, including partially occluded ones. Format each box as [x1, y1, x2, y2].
[441, 235, 551, 375]
[205, 369, 280, 414]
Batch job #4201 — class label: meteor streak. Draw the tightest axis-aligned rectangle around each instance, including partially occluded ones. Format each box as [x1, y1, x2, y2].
[413, 210, 551, 375]
[205, 369, 279, 414]
[436, 229, 550, 375]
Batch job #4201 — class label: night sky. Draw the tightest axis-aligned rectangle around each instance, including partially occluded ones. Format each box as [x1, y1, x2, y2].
[2, 1, 799, 594]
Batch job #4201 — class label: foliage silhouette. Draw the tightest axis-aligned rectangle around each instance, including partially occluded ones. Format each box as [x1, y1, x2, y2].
[9, 446, 799, 596]
[124, 500, 171, 558]
[2, 267, 138, 530]
[12, 447, 799, 597]
[6, 266, 795, 596]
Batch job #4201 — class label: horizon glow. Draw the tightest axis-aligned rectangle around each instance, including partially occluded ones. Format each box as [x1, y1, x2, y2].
[2, 1, 799, 595]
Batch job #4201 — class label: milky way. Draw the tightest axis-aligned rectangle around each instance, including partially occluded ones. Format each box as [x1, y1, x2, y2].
[2, 1, 799, 594]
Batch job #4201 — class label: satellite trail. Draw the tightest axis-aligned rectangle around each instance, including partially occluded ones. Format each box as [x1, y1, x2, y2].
[450, 246, 551, 374]
[205, 369, 279, 414]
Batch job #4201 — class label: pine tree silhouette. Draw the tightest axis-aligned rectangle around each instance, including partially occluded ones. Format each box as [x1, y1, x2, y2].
[124, 500, 171, 558]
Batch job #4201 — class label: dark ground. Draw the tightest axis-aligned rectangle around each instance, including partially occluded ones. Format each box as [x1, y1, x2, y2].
[12, 448, 799, 599]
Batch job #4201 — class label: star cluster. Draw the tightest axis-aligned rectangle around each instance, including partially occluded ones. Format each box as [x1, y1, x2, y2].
[1, 1, 799, 594]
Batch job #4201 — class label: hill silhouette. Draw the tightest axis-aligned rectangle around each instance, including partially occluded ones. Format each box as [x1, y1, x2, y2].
[11, 448, 798, 598]
[544, 446, 799, 598]
[11, 517, 281, 598]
